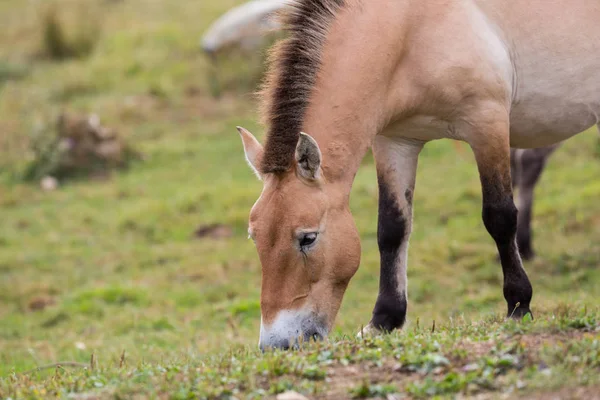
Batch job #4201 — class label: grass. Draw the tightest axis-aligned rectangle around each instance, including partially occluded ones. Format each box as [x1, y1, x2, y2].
[0, 0, 599, 398]
[2, 310, 599, 398]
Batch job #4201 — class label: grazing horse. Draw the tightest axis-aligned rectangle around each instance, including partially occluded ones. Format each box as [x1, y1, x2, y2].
[237, 0, 600, 350]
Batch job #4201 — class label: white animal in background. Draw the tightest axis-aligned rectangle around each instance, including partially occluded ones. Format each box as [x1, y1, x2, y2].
[201, 0, 293, 55]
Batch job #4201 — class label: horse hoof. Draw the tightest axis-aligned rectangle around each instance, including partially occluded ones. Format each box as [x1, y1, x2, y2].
[356, 323, 380, 338]
[508, 307, 533, 320]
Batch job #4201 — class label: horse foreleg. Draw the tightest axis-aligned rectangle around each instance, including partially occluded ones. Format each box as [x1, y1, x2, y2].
[467, 114, 533, 319]
[365, 136, 422, 334]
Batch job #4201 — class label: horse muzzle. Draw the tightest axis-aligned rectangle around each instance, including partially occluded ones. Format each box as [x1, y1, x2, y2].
[258, 309, 327, 351]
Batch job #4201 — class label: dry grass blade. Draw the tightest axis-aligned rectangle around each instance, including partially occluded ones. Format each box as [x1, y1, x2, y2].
[119, 350, 126, 368]
[22, 362, 88, 375]
[509, 302, 522, 319]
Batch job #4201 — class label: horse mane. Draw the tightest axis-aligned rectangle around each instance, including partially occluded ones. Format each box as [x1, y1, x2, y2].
[259, 0, 346, 174]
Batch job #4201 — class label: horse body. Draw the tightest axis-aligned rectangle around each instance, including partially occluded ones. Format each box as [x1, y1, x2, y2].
[238, 0, 600, 349]
[486, 0, 600, 146]
[376, 0, 600, 146]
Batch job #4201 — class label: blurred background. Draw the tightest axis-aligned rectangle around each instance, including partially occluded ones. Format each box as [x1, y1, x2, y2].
[1, 0, 599, 374]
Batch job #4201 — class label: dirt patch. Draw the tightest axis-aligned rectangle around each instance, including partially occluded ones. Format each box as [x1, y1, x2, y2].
[454, 330, 593, 361]
[517, 385, 600, 400]
[319, 360, 420, 399]
[28, 296, 56, 311]
[316, 331, 595, 399]
[193, 224, 233, 239]
[174, 273, 205, 282]
[515, 331, 595, 347]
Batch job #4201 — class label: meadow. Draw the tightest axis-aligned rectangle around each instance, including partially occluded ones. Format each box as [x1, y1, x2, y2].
[0, 0, 599, 398]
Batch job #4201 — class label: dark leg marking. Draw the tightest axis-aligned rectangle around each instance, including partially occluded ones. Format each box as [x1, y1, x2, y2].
[371, 175, 408, 332]
[481, 176, 533, 318]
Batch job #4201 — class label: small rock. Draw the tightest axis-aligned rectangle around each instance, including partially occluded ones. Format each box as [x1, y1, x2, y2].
[462, 362, 479, 372]
[276, 391, 308, 400]
[516, 380, 527, 389]
[40, 176, 58, 191]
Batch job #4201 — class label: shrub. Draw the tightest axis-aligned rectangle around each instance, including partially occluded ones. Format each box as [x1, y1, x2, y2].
[41, 2, 102, 60]
[21, 112, 140, 182]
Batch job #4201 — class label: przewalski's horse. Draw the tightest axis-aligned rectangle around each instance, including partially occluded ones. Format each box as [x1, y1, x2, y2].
[238, 0, 600, 350]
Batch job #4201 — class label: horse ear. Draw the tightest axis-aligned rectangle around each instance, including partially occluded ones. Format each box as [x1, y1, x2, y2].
[237, 126, 263, 179]
[295, 132, 322, 180]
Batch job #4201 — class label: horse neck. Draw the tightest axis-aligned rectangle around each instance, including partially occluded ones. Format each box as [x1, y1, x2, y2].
[299, 2, 407, 193]
[300, 104, 373, 193]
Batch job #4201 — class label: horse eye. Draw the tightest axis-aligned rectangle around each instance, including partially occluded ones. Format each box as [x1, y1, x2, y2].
[299, 232, 318, 248]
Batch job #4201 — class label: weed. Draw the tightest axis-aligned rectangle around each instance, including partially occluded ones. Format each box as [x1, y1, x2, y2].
[350, 382, 398, 399]
[20, 113, 139, 182]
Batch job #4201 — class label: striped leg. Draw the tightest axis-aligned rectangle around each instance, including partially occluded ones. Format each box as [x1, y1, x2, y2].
[367, 136, 422, 332]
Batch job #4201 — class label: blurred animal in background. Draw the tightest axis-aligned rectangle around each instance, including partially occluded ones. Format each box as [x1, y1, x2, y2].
[511, 127, 600, 260]
[201, 0, 291, 56]
[201, 0, 293, 97]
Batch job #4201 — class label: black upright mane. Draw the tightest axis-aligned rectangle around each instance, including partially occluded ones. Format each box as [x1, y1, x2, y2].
[260, 0, 346, 174]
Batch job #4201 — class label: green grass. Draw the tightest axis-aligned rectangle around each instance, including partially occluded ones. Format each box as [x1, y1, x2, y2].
[2, 310, 599, 398]
[1, 0, 599, 398]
